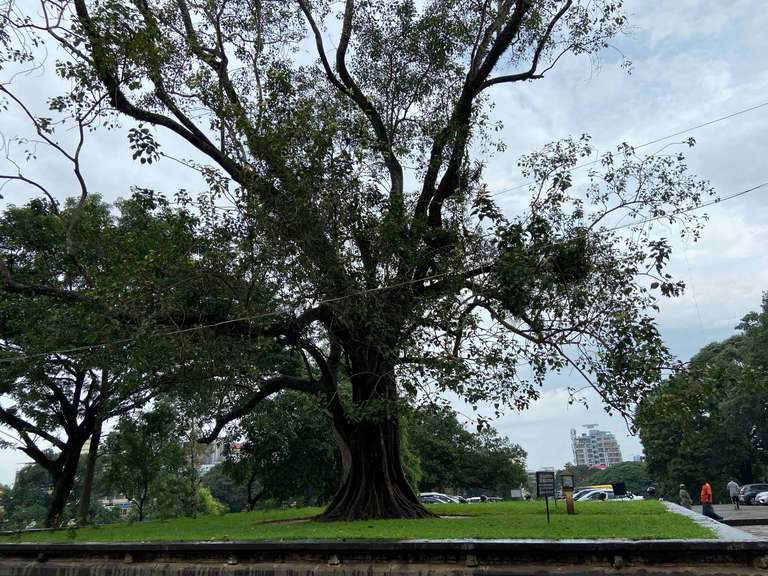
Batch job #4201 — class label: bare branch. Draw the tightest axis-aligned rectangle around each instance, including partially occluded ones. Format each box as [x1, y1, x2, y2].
[480, 0, 573, 90]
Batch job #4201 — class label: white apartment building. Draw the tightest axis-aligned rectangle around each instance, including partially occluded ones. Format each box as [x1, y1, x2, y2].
[570, 425, 623, 467]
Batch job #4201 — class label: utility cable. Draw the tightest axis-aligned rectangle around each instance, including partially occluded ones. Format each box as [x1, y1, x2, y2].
[3, 180, 767, 364]
[490, 99, 768, 198]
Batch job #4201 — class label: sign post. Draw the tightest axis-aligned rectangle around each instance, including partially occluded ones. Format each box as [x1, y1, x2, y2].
[561, 471, 575, 515]
[536, 470, 555, 524]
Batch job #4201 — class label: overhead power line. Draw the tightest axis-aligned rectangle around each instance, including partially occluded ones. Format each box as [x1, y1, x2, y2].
[490, 99, 768, 198]
[606, 181, 768, 232]
[0, 268, 470, 364]
[3, 177, 766, 365]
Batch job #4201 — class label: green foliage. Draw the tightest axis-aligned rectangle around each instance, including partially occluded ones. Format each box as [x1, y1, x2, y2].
[0, 464, 51, 529]
[399, 412, 423, 492]
[103, 403, 186, 521]
[151, 480, 226, 520]
[201, 465, 249, 513]
[586, 462, 652, 495]
[636, 293, 768, 501]
[224, 392, 341, 508]
[0, 193, 200, 525]
[408, 405, 527, 496]
[0, 455, 122, 530]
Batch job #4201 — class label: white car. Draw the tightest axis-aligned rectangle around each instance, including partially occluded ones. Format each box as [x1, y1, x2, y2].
[575, 489, 613, 501]
[575, 489, 642, 502]
[755, 491, 768, 505]
[419, 492, 460, 504]
[572, 488, 594, 500]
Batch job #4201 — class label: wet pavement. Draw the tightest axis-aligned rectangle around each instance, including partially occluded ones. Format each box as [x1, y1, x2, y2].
[664, 502, 758, 540]
[687, 504, 768, 539]
[742, 524, 768, 538]
[694, 504, 768, 522]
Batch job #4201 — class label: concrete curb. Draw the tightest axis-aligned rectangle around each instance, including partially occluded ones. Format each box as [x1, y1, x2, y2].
[2, 538, 768, 574]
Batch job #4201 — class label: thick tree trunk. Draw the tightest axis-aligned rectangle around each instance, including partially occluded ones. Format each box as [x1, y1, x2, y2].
[45, 445, 84, 528]
[76, 421, 103, 525]
[319, 350, 434, 521]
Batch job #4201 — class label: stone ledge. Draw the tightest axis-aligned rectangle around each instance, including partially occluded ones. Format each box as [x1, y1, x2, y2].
[0, 540, 768, 576]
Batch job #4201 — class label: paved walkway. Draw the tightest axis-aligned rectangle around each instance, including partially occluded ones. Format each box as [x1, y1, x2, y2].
[663, 502, 759, 540]
[676, 504, 768, 539]
[692, 504, 768, 522]
[741, 525, 768, 539]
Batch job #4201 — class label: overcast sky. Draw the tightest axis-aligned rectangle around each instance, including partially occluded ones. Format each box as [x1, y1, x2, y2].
[1, 0, 768, 485]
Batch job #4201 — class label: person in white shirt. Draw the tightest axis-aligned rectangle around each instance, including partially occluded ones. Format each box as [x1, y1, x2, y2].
[727, 480, 741, 510]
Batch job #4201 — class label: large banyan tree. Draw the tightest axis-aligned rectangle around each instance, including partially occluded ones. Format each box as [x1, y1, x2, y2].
[0, 0, 712, 520]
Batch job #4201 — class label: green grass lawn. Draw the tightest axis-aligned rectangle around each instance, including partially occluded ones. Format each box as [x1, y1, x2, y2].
[0, 500, 714, 543]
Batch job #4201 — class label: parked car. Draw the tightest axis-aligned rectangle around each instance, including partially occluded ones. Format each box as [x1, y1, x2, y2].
[575, 489, 611, 501]
[463, 495, 502, 503]
[754, 491, 768, 505]
[419, 492, 462, 504]
[420, 495, 445, 504]
[739, 484, 768, 505]
[572, 488, 594, 500]
[574, 489, 642, 502]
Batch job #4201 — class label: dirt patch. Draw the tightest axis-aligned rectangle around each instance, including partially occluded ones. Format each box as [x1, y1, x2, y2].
[254, 517, 315, 525]
[255, 515, 470, 525]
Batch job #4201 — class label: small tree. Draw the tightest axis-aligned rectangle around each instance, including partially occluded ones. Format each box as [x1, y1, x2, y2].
[409, 405, 526, 496]
[202, 465, 249, 513]
[103, 404, 185, 521]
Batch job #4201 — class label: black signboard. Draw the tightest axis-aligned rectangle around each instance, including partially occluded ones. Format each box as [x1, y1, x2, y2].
[612, 482, 627, 497]
[536, 471, 556, 498]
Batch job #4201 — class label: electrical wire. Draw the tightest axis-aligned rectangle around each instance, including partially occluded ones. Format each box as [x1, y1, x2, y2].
[489, 99, 768, 198]
[606, 181, 768, 232]
[0, 268, 468, 364]
[4, 179, 767, 364]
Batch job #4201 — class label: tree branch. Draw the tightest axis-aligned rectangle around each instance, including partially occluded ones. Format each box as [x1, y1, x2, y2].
[0, 261, 81, 301]
[480, 0, 573, 90]
[0, 406, 67, 450]
[416, 1, 530, 238]
[198, 375, 319, 443]
[71, 0, 245, 183]
[298, 0, 404, 205]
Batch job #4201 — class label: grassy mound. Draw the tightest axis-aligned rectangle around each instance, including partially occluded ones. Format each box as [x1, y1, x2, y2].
[0, 500, 714, 543]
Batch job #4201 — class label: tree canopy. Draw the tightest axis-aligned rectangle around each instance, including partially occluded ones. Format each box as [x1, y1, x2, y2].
[409, 405, 526, 496]
[636, 294, 768, 500]
[0, 0, 713, 520]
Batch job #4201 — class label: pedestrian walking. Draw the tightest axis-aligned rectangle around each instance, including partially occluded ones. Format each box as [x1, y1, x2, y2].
[700, 480, 723, 521]
[678, 484, 693, 509]
[726, 479, 740, 510]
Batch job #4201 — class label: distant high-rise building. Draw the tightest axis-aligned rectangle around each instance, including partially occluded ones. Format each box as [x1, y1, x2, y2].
[570, 425, 623, 467]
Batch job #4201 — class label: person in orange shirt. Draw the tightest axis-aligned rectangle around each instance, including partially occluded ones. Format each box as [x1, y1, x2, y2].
[700, 481, 723, 521]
